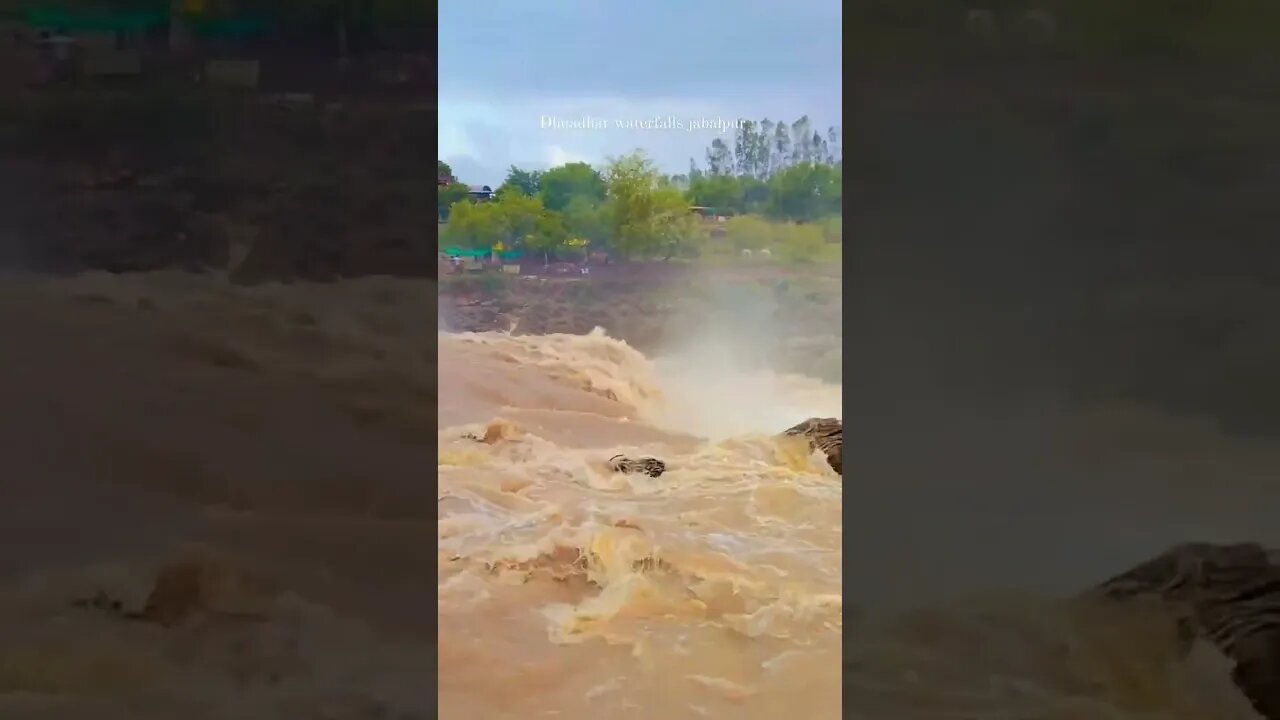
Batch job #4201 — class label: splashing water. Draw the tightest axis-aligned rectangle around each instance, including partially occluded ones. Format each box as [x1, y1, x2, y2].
[438, 328, 842, 719]
[438, 327, 1267, 720]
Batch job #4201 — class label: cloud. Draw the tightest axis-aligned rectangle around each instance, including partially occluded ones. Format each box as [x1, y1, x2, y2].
[439, 0, 841, 101]
[441, 95, 841, 186]
[438, 0, 841, 186]
[440, 155, 493, 189]
[546, 144, 588, 167]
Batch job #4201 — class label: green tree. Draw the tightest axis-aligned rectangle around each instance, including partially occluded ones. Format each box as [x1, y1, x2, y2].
[706, 138, 733, 176]
[686, 174, 744, 213]
[772, 121, 791, 173]
[493, 190, 545, 246]
[790, 116, 814, 165]
[437, 181, 469, 221]
[739, 176, 771, 214]
[538, 162, 606, 212]
[651, 185, 703, 260]
[768, 162, 840, 222]
[443, 189, 554, 252]
[523, 208, 569, 265]
[699, 116, 840, 181]
[442, 198, 506, 250]
[497, 165, 542, 197]
[438, 160, 453, 180]
[758, 119, 776, 177]
[734, 120, 759, 178]
[603, 151, 696, 260]
[561, 196, 609, 245]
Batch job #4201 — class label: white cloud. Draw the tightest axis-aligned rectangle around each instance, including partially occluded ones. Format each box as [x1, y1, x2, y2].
[439, 94, 841, 186]
[545, 144, 588, 167]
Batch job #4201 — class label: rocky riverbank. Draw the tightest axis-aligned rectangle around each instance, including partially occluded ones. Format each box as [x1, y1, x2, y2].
[438, 269, 843, 382]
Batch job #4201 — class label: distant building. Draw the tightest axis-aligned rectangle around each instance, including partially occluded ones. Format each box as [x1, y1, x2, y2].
[438, 173, 455, 187]
[468, 184, 495, 201]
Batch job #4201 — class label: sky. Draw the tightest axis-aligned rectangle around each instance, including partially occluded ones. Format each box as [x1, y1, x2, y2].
[438, 0, 842, 188]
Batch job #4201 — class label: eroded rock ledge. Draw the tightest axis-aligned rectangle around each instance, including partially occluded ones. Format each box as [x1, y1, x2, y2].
[781, 417, 843, 475]
[1086, 542, 1280, 719]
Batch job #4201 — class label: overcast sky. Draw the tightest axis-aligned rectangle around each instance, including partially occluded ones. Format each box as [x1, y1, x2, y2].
[438, 0, 842, 187]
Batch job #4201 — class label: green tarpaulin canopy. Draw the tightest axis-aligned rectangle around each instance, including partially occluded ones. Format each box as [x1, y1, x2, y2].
[444, 248, 525, 260]
[444, 248, 490, 259]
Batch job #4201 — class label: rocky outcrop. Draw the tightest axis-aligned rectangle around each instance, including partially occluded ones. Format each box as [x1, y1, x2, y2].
[608, 454, 666, 478]
[438, 282, 667, 347]
[598, 418, 843, 479]
[1086, 542, 1280, 720]
[438, 274, 842, 384]
[782, 417, 843, 475]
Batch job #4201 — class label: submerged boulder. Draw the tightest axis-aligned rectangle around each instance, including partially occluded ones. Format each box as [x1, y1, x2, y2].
[781, 417, 842, 475]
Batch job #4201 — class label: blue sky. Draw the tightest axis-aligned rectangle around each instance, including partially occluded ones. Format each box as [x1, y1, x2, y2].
[438, 0, 842, 187]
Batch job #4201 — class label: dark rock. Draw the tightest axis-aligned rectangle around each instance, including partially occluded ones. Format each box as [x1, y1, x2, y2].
[781, 417, 842, 475]
[608, 455, 666, 478]
[1087, 542, 1280, 720]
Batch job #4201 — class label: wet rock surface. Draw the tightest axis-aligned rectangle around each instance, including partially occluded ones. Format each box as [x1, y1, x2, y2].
[782, 417, 843, 475]
[607, 454, 667, 478]
[1087, 542, 1280, 719]
[439, 273, 842, 383]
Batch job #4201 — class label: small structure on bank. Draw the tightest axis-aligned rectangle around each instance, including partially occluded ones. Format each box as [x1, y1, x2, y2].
[440, 247, 524, 274]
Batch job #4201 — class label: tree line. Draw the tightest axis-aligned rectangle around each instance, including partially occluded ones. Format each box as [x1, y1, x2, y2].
[670, 115, 843, 221]
[439, 154, 699, 263]
[438, 139, 841, 264]
[699, 115, 840, 179]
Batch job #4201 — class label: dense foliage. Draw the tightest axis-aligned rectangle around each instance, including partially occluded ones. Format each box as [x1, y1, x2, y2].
[439, 117, 843, 264]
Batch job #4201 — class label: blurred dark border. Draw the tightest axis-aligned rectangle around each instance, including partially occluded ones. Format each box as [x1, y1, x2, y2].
[1, 2, 441, 710]
[842, 0, 1280, 659]
[848, 1, 1280, 435]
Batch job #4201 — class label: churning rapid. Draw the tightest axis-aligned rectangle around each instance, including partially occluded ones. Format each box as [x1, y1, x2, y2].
[438, 326, 1274, 720]
[0, 271, 1265, 719]
[437, 328, 843, 719]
